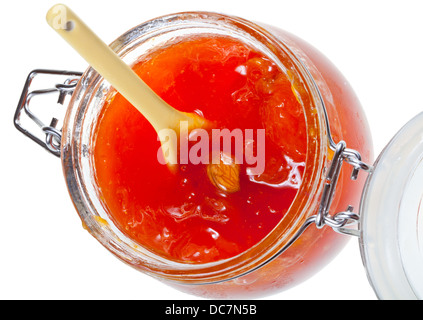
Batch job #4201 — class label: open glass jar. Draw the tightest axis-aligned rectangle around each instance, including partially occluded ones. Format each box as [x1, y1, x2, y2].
[14, 11, 422, 299]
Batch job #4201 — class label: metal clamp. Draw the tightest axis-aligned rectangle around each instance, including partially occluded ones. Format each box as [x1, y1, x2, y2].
[315, 140, 373, 237]
[14, 69, 83, 157]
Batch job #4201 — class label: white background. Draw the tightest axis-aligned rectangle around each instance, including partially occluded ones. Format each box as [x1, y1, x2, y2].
[2, 0, 423, 300]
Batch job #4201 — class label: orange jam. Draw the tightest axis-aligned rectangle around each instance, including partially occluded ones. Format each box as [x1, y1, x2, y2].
[93, 35, 307, 263]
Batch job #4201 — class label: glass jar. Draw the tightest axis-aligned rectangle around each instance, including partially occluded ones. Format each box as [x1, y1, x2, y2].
[15, 11, 375, 299]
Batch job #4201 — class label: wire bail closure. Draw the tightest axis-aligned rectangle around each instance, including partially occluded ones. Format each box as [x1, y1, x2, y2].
[14, 69, 83, 157]
[315, 141, 373, 237]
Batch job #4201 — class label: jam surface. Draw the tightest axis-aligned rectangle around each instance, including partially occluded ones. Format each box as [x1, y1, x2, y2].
[93, 35, 307, 263]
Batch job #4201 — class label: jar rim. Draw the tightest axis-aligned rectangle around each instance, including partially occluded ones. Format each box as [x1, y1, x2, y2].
[61, 11, 328, 284]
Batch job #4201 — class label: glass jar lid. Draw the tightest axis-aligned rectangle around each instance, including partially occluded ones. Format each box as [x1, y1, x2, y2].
[359, 112, 423, 300]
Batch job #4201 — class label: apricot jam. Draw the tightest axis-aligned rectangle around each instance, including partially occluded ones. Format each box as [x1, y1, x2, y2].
[93, 35, 307, 263]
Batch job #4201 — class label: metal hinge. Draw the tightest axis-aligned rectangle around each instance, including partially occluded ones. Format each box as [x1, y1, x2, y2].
[315, 141, 373, 237]
[14, 69, 83, 157]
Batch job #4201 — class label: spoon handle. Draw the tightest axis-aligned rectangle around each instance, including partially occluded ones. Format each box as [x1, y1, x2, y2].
[46, 4, 182, 132]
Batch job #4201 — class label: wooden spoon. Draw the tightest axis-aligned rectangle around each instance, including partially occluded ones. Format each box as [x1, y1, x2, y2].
[46, 4, 205, 166]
